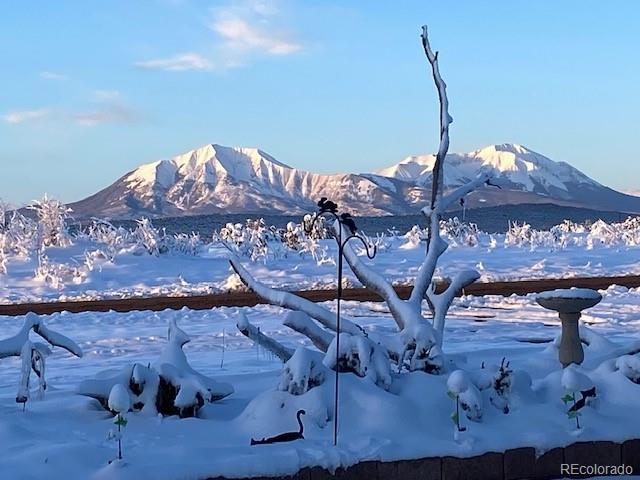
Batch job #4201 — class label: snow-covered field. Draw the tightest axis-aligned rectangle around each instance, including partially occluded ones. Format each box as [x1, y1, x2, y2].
[3, 213, 640, 304]
[1, 286, 639, 479]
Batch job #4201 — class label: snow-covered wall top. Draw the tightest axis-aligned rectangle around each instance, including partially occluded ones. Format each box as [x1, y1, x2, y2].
[69, 143, 640, 218]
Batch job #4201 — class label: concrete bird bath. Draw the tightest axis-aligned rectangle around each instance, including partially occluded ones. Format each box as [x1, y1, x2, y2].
[535, 288, 602, 368]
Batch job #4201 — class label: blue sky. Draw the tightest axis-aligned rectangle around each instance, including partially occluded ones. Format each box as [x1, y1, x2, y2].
[1, 0, 639, 204]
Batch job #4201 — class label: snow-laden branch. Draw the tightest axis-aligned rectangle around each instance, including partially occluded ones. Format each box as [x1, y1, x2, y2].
[337, 223, 406, 330]
[432, 172, 493, 216]
[427, 269, 480, 339]
[283, 311, 333, 352]
[236, 312, 293, 362]
[0, 312, 83, 359]
[229, 256, 364, 336]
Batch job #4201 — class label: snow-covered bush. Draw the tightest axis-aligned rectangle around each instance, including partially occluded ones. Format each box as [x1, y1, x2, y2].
[615, 354, 640, 384]
[82, 219, 131, 259]
[399, 225, 426, 249]
[440, 217, 480, 247]
[323, 333, 392, 390]
[446, 370, 482, 423]
[28, 195, 72, 248]
[279, 347, 327, 395]
[108, 384, 130, 461]
[34, 252, 87, 289]
[217, 220, 276, 261]
[77, 318, 233, 418]
[132, 217, 167, 256]
[488, 358, 513, 414]
[2, 211, 39, 258]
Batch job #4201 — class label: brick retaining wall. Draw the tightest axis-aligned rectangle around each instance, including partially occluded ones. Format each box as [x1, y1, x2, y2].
[205, 439, 640, 480]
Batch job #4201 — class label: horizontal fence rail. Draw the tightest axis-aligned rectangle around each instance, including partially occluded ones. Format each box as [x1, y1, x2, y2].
[1, 275, 640, 317]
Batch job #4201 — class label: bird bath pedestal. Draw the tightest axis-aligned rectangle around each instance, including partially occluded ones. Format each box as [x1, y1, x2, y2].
[536, 288, 602, 368]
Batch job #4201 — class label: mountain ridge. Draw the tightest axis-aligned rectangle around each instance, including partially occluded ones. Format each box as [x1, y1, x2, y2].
[68, 143, 640, 218]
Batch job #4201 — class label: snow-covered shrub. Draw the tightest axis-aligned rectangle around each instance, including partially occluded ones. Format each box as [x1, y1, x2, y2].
[302, 213, 328, 240]
[440, 217, 479, 247]
[398, 324, 443, 373]
[488, 358, 513, 414]
[77, 318, 233, 418]
[108, 384, 130, 461]
[446, 370, 482, 423]
[586, 217, 640, 248]
[615, 354, 640, 384]
[28, 195, 72, 248]
[0, 245, 6, 275]
[505, 221, 539, 249]
[399, 225, 426, 249]
[82, 219, 131, 259]
[279, 347, 327, 395]
[34, 252, 86, 289]
[2, 211, 39, 258]
[165, 232, 202, 256]
[323, 333, 392, 390]
[217, 220, 276, 261]
[132, 217, 167, 256]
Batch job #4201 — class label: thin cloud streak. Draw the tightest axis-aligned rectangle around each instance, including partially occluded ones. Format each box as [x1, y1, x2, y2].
[135, 53, 215, 72]
[135, 0, 302, 72]
[40, 71, 68, 81]
[74, 105, 137, 126]
[2, 109, 50, 124]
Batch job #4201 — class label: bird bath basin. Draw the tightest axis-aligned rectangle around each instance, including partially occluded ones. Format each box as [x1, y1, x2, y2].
[535, 288, 602, 367]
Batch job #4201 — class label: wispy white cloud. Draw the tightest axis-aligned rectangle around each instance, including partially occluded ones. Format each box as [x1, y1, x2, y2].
[136, 0, 302, 72]
[2, 109, 50, 124]
[40, 71, 68, 81]
[74, 104, 138, 127]
[135, 52, 215, 72]
[211, 2, 302, 57]
[93, 90, 122, 101]
[3, 91, 138, 127]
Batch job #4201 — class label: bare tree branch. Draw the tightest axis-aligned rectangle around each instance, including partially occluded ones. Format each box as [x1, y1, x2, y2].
[421, 24, 453, 209]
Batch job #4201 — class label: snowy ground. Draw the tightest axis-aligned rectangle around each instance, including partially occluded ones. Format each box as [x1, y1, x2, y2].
[3, 231, 640, 304]
[0, 286, 639, 479]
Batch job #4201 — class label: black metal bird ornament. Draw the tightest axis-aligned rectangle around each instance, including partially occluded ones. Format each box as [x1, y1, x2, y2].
[250, 409, 306, 445]
[317, 197, 338, 213]
[340, 213, 357, 235]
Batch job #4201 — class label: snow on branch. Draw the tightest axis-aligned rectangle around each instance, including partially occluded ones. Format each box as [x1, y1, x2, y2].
[428, 269, 480, 336]
[283, 311, 333, 352]
[229, 255, 364, 336]
[237, 312, 293, 362]
[0, 312, 83, 359]
[337, 222, 406, 330]
[431, 172, 493, 215]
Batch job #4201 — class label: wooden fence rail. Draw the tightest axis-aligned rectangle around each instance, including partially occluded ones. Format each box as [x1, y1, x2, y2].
[1, 274, 640, 317]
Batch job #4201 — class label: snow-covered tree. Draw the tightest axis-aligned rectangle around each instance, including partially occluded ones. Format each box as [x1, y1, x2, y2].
[230, 25, 494, 384]
[0, 312, 83, 408]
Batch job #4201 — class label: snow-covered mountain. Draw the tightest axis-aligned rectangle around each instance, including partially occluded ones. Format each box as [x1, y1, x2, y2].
[69, 143, 640, 218]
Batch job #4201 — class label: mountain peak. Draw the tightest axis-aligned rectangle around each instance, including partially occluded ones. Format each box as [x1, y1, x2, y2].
[69, 142, 640, 219]
[475, 143, 531, 156]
